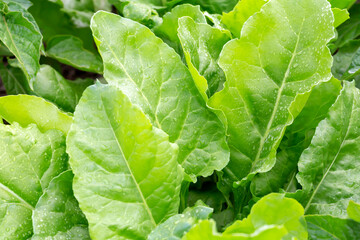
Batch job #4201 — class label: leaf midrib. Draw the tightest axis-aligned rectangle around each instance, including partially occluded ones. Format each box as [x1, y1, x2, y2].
[99, 93, 157, 228]
[96, 14, 161, 129]
[0, 182, 34, 210]
[250, 17, 305, 172]
[304, 95, 354, 213]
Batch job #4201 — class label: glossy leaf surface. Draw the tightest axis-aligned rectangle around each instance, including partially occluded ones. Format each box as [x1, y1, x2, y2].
[0, 123, 74, 239]
[148, 202, 212, 240]
[0, 1, 42, 83]
[209, 0, 334, 184]
[67, 83, 183, 239]
[297, 81, 360, 217]
[221, 0, 268, 38]
[0, 95, 73, 134]
[91, 11, 229, 181]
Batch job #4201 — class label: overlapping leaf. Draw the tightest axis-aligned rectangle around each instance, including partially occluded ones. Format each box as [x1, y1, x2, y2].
[0, 1, 42, 84]
[297, 81, 360, 217]
[251, 78, 342, 196]
[221, 0, 268, 38]
[0, 94, 73, 134]
[46, 35, 103, 74]
[33, 65, 94, 112]
[91, 11, 229, 181]
[178, 16, 230, 99]
[183, 193, 307, 239]
[0, 123, 88, 239]
[209, 0, 334, 184]
[67, 83, 183, 239]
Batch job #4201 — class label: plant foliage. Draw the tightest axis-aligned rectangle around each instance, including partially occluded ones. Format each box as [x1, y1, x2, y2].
[0, 0, 360, 239]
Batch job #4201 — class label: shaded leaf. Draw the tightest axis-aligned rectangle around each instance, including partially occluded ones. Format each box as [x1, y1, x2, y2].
[46, 35, 103, 73]
[178, 16, 230, 99]
[297, 81, 360, 217]
[33, 65, 94, 112]
[306, 215, 360, 240]
[332, 40, 360, 81]
[0, 63, 32, 95]
[0, 1, 42, 84]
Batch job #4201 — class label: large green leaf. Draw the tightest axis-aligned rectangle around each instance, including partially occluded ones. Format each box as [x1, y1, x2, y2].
[46, 35, 103, 73]
[148, 202, 213, 239]
[208, 0, 334, 184]
[0, 1, 42, 84]
[183, 193, 307, 239]
[0, 95, 73, 134]
[153, 4, 206, 53]
[221, 0, 268, 38]
[251, 78, 342, 196]
[0, 123, 87, 239]
[33, 65, 94, 112]
[297, 81, 360, 217]
[67, 83, 183, 239]
[91, 11, 229, 181]
[178, 16, 230, 99]
[306, 215, 360, 240]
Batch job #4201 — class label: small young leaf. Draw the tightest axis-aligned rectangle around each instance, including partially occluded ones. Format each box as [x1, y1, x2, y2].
[221, 0, 268, 38]
[183, 193, 307, 239]
[178, 16, 230, 99]
[148, 202, 213, 240]
[46, 35, 103, 73]
[0, 95, 73, 134]
[154, 4, 206, 53]
[332, 8, 349, 28]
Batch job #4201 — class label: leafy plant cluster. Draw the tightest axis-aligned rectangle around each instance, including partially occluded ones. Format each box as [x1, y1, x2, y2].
[1, 0, 360, 239]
